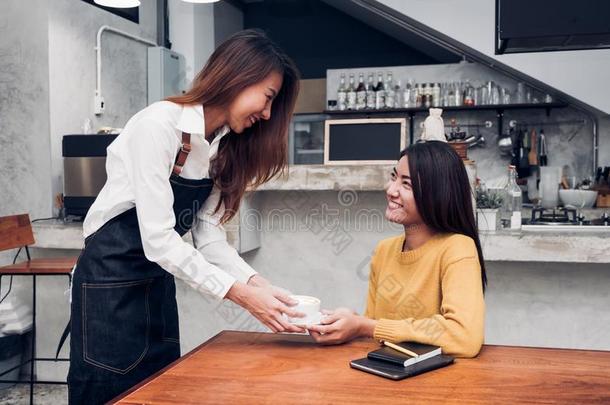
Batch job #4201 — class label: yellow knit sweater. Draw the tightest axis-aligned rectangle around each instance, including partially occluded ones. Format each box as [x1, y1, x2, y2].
[364, 233, 485, 358]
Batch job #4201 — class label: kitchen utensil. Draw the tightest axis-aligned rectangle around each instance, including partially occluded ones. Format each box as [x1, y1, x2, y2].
[498, 128, 513, 156]
[603, 167, 610, 185]
[466, 135, 485, 149]
[595, 167, 603, 185]
[528, 129, 538, 166]
[538, 130, 548, 166]
[560, 165, 571, 189]
[518, 128, 531, 178]
[559, 189, 598, 208]
[539, 166, 561, 208]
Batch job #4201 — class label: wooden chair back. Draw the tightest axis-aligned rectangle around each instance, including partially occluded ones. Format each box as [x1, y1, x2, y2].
[0, 214, 35, 253]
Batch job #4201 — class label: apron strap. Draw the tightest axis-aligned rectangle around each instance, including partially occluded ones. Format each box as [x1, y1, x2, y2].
[56, 319, 71, 360]
[172, 132, 192, 176]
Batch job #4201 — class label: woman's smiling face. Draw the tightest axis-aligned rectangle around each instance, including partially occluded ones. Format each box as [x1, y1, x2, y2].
[226, 70, 283, 134]
[385, 155, 424, 226]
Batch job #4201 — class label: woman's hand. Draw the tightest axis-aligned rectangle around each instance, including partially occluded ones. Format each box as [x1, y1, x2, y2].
[247, 274, 299, 312]
[226, 281, 306, 334]
[307, 308, 376, 345]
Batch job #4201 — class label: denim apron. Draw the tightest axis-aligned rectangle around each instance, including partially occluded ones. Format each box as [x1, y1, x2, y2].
[67, 132, 214, 404]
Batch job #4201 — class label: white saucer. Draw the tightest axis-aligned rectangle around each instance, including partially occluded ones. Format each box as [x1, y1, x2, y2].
[287, 311, 324, 326]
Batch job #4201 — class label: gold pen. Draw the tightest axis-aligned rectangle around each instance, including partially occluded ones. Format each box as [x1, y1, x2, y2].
[383, 341, 419, 358]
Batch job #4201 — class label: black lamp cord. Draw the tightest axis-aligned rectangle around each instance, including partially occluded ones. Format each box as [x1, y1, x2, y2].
[0, 216, 61, 305]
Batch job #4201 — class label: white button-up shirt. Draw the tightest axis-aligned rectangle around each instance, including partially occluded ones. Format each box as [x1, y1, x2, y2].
[83, 101, 257, 299]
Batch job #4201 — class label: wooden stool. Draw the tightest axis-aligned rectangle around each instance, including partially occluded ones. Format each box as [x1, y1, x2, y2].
[0, 214, 77, 404]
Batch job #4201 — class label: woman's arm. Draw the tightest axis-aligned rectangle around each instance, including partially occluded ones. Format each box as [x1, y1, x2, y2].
[309, 257, 485, 358]
[192, 193, 303, 322]
[192, 192, 258, 284]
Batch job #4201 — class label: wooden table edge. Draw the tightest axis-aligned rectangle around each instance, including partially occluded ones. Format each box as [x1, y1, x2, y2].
[108, 330, 233, 404]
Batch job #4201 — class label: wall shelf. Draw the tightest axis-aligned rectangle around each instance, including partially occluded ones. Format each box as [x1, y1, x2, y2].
[323, 102, 569, 142]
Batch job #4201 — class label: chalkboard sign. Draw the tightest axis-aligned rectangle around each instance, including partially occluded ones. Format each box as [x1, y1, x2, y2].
[324, 118, 407, 165]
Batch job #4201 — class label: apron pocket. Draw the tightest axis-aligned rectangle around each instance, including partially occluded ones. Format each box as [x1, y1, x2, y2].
[82, 279, 153, 374]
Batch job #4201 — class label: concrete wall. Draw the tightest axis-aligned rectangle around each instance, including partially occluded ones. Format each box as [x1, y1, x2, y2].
[0, 0, 52, 340]
[48, 0, 158, 210]
[168, 0, 243, 86]
[168, 0, 198, 84]
[0, 0, 52, 220]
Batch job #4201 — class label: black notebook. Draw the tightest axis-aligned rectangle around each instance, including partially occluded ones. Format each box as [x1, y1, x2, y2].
[350, 355, 454, 380]
[368, 342, 442, 367]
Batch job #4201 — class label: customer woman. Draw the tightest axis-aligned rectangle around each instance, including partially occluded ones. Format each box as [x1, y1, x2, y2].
[307, 141, 486, 357]
[68, 29, 304, 404]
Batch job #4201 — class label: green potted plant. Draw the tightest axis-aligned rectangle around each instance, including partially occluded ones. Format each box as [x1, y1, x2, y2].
[476, 187, 503, 232]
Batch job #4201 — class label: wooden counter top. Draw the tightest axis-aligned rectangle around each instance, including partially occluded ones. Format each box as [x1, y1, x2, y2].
[112, 331, 610, 404]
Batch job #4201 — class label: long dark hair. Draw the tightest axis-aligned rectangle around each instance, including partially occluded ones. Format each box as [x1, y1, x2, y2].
[400, 141, 487, 292]
[167, 29, 300, 223]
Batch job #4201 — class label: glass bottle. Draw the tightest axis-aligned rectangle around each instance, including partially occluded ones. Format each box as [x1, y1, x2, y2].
[421, 83, 428, 108]
[355, 73, 367, 110]
[432, 82, 441, 107]
[454, 81, 463, 106]
[447, 83, 455, 107]
[415, 83, 422, 108]
[385, 72, 396, 108]
[337, 74, 347, 111]
[366, 73, 376, 109]
[491, 82, 501, 105]
[516, 82, 526, 104]
[463, 80, 474, 106]
[403, 79, 413, 108]
[347, 74, 357, 110]
[394, 79, 403, 109]
[441, 83, 450, 107]
[425, 83, 433, 108]
[375, 71, 385, 109]
[502, 165, 523, 230]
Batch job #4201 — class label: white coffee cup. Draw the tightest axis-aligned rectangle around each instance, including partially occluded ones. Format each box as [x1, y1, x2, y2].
[287, 295, 321, 324]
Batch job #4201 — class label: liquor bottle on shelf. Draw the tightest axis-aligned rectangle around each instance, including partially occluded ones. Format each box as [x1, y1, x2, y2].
[440, 83, 449, 107]
[454, 81, 463, 106]
[385, 72, 396, 108]
[424, 83, 433, 108]
[375, 71, 385, 109]
[463, 80, 475, 106]
[366, 73, 376, 110]
[355, 73, 367, 110]
[447, 83, 456, 107]
[337, 74, 347, 111]
[403, 79, 413, 108]
[394, 79, 403, 109]
[431, 82, 440, 107]
[415, 83, 422, 108]
[347, 74, 357, 110]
